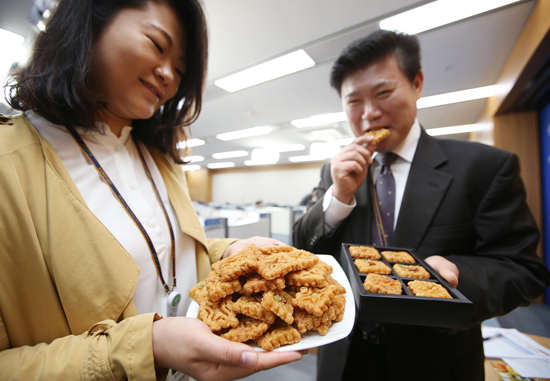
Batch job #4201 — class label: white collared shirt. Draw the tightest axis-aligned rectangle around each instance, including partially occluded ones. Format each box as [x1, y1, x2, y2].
[323, 120, 422, 233]
[28, 111, 197, 317]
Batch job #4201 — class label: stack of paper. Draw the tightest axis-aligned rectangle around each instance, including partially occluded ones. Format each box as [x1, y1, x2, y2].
[483, 326, 550, 379]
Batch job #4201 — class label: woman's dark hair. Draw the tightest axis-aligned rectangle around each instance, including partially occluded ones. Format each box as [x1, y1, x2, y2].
[6, 0, 208, 163]
[330, 30, 421, 95]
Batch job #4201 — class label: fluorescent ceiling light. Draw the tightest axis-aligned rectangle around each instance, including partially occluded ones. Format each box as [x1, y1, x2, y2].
[291, 112, 346, 128]
[183, 155, 204, 162]
[250, 148, 279, 164]
[379, 0, 520, 35]
[212, 150, 248, 159]
[310, 142, 341, 159]
[181, 165, 201, 172]
[418, 85, 497, 109]
[269, 144, 306, 153]
[215, 50, 315, 93]
[288, 155, 326, 163]
[207, 162, 235, 169]
[216, 126, 275, 141]
[0, 28, 25, 84]
[426, 123, 491, 136]
[331, 138, 354, 146]
[177, 138, 205, 149]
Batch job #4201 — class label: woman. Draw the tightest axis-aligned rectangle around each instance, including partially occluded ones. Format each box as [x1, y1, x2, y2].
[0, 0, 303, 379]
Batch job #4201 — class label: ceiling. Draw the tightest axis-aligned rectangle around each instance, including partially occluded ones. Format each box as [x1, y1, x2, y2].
[0, 0, 537, 168]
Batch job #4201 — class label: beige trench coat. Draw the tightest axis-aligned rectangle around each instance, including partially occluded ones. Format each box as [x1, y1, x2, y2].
[0, 115, 235, 380]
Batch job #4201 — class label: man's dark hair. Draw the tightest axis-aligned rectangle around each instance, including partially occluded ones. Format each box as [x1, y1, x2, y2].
[330, 30, 421, 95]
[6, 0, 208, 164]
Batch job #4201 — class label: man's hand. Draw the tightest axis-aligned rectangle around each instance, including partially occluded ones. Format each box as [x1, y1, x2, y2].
[331, 134, 376, 205]
[425, 255, 459, 287]
[152, 317, 304, 381]
[222, 236, 287, 259]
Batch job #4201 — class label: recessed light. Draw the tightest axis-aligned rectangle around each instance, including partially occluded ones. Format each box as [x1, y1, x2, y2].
[215, 50, 315, 93]
[379, 0, 520, 35]
[417, 85, 498, 109]
[212, 150, 249, 159]
[207, 162, 236, 169]
[216, 126, 275, 141]
[426, 123, 491, 136]
[181, 165, 201, 172]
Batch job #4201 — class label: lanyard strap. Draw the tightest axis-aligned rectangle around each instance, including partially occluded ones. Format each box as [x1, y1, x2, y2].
[67, 126, 176, 294]
[369, 173, 389, 246]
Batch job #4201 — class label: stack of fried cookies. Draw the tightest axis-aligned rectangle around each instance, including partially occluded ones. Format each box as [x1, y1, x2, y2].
[189, 244, 346, 351]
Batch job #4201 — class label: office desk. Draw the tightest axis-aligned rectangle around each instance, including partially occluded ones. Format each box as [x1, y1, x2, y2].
[484, 332, 550, 380]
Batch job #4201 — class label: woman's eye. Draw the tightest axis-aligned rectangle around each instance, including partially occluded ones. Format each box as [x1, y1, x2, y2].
[151, 39, 163, 54]
[175, 69, 184, 77]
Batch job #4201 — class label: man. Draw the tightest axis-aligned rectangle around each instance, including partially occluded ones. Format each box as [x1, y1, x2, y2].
[293, 30, 550, 380]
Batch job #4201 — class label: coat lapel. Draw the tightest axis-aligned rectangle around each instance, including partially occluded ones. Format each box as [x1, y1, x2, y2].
[394, 129, 452, 251]
[29, 121, 141, 334]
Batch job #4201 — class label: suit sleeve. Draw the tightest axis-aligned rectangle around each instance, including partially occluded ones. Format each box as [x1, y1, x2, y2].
[293, 163, 342, 254]
[448, 153, 550, 323]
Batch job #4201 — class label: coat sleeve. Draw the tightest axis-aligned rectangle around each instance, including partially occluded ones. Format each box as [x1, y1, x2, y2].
[448, 153, 550, 323]
[0, 313, 163, 381]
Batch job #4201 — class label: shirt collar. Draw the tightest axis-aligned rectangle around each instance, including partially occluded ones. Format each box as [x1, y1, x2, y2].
[25, 110, 133, 147]
[391, 119, 421, 163]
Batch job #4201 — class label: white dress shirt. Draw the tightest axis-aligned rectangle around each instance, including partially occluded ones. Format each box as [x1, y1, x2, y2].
[29, 111, 197, 317]
[323, 120, 422, 233]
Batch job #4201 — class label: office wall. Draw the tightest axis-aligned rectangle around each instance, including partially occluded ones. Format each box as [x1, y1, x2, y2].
[211, 164, 323, 205]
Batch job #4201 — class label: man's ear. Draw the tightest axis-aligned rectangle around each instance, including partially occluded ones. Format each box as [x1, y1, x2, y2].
[413, 69, 424, 97]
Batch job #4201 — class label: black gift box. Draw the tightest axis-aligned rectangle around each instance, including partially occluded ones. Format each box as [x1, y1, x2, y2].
[340, 243, 472, 329]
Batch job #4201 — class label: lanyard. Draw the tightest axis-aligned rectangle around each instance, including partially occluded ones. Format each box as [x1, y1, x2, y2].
[66, 125, 177, 294]
[369, 173, 389, 246]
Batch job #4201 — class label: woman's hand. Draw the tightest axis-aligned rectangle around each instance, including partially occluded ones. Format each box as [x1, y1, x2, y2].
[424, 255, 459, 287]
[222, 236, 288, 259]
[152, 317, 303, 381]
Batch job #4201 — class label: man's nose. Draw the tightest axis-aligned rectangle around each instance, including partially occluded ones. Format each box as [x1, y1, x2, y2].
[362, 101, 382, 121]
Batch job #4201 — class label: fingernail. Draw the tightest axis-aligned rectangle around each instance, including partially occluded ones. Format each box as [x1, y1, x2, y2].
[241, 351, 257, 367]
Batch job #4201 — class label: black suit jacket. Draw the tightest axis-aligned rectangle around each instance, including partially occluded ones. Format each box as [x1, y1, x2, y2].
[293, 129, 550, 379]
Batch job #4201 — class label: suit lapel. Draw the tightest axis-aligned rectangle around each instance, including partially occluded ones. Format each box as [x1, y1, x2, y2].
[348, 173, 372, 244]
[394, 129, 452, 251]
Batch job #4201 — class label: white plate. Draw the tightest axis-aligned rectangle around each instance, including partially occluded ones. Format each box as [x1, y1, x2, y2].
[186, 254, 355, 352]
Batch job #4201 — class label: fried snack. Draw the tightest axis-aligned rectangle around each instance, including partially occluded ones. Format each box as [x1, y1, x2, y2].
[257, 250, 318, 280]
[293, 294, 346, 335]
[354, 259, 391, 274]
[349, 246, 381, 260]
[366, 128, 390, 144]
[381, 250, 415, 263]
[197, 295, 239, 332]
[242, 273, 285, 295]
[261, 289, 295, 324]
[221, 317, 270, 343]
[292, 284, 338, 317]
[408, 280, 452, 299]
[211, 244, 259, 281]
[254, 321, 301, 351]
[188, 281, 209, 303]
[232, 295, 276, 324]
[363, 274, 402, 295]
[204, 271, 242, 301]
[257, 245, 295, 255]
[393, 264, 430, 279]
[286, 260, 333, 288]
[327, 275, 347, 295]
